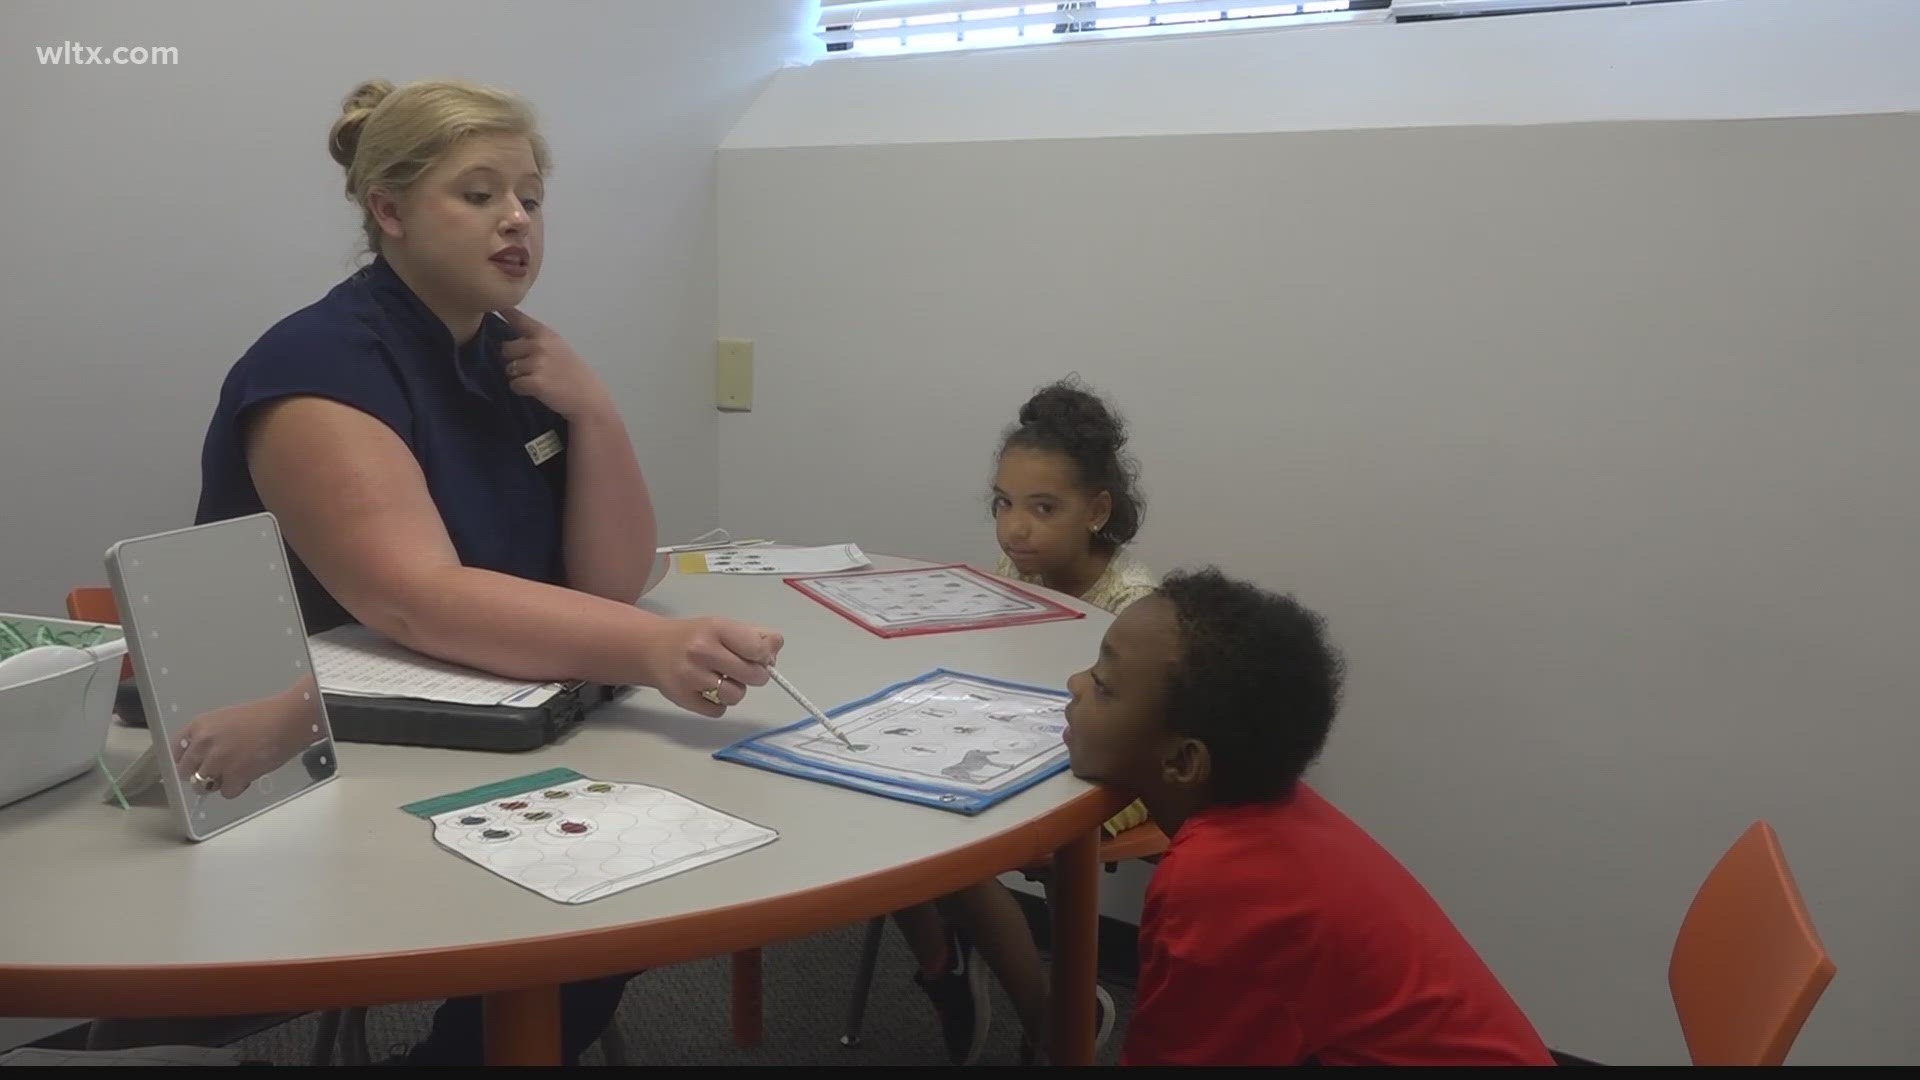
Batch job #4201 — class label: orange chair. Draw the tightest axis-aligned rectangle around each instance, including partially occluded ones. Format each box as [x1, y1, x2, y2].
[65, 586, 133, 681]
[1668, 820, 1835, 1066]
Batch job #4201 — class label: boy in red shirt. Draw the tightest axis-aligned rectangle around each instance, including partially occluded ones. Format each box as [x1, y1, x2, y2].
[1062, 568, 1555, 1066]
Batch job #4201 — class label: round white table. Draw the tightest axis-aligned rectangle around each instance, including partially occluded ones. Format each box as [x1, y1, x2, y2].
[0, 554, 1126, 1064]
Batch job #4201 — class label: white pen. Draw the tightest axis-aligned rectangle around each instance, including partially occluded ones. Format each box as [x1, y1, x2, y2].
[767, 666, 857, 750]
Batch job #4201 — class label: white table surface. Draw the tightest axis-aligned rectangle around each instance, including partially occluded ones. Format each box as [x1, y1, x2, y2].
[0, 554, 1119, 1013]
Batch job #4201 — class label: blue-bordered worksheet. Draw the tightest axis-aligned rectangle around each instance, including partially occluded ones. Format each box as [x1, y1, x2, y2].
[714, 669, 1072, 814]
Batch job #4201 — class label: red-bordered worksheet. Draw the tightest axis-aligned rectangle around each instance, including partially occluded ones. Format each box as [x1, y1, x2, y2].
[784, 564, 1085, 639]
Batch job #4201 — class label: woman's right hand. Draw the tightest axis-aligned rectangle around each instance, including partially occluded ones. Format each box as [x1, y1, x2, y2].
[172, 675, 324, 799]
[644, 616, 785, 718]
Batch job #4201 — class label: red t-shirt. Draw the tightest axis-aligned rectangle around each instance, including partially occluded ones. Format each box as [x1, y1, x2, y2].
[1123, 784, 1554, 1067]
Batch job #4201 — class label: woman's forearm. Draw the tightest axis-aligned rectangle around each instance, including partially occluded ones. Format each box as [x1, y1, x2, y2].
[561, 404, 657, 603]
[370, 564, 676, 687]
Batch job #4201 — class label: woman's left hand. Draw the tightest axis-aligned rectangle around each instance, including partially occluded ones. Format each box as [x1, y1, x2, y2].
[500, 307, 613, 419]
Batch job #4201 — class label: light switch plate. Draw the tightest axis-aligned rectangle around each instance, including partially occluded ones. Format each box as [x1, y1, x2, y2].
[716, 339, 753, 412]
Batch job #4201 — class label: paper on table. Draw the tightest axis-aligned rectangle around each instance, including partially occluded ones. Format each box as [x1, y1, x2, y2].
[408, 769, 778, 905]
[309, 624, 563, 707]
[675, 543, 870, 576]
[712, 668, 1074, 815]
[656, 537, 772, 554]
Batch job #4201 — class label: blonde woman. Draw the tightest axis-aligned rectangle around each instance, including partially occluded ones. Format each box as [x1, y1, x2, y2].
[189, 77, 782, 1064]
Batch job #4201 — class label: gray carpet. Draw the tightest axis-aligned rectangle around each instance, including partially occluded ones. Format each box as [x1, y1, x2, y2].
[230, 920, 1132, 1066]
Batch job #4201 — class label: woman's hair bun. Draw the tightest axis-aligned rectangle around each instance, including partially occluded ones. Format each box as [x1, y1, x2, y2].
[328, 78, 395, 170]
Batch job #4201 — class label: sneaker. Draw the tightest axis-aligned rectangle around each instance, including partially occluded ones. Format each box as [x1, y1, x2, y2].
[912, 929, 991, 1065]
[1093, 984, 1116, 1056]
[1020, 985, 1117, 1066]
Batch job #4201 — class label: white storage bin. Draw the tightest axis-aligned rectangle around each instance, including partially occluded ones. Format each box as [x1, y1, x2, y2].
[0, 613, 130, 808]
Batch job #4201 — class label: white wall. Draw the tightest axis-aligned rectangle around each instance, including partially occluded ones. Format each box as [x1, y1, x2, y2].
[717, 1, 1920, 1066]
[1, 0, 817, 617]
[726, 0, 1920, 147]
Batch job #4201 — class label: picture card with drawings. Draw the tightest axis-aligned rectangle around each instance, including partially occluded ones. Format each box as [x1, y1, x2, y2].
[674, 543, 869, 576]
[714, 668, 1073, 815]
[784, 564, 1084, 638]
[401, 768, 778, 904]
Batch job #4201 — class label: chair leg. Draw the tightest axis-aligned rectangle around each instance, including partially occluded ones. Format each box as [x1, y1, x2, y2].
[840, 915, 888, 1048]
[309, 1010, 342, 1067]
[83, 1020, 110, 1051]
[339, 1006, 371, 1065]
[732, 949, 763, 1048]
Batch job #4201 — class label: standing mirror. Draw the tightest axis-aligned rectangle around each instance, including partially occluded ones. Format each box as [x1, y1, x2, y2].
[105, 512, 337, 841]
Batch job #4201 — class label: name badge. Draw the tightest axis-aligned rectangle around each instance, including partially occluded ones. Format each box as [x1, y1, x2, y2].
[525, 429, 563, 466]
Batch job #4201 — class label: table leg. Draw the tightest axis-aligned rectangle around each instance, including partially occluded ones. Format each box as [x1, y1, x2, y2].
[732, 948, 764, 1047]
[483, 984, 561, 1065]
[1048, 825, 1101, 1066]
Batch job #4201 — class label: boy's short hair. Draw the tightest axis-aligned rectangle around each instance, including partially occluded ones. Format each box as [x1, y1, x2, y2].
[1157, 568, 1347, 804]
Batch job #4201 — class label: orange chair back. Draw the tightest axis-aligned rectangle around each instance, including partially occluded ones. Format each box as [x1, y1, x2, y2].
[64, 586, 133, 681]
[1668, 821, 1835, 1066]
